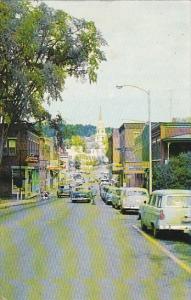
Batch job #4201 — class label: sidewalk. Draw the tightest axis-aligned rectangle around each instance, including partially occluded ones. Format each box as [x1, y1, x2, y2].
[0, 197, 39, 209]
[0, 191, 56, 209]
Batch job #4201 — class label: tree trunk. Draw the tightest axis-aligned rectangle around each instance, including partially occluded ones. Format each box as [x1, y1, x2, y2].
[0, 121, 9, 165]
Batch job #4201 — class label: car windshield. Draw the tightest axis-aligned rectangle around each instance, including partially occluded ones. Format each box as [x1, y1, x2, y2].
[166, 195, 191, 207]
[125, 190, 148, 196]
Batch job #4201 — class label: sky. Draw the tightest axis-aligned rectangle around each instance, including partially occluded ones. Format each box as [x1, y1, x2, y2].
[40, 0, 191, 128]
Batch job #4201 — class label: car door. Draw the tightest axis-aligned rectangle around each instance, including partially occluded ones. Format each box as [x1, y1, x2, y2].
[116, 189, 122, 207]
[149, 195, 163, 227]
[143, 194, 157, 228]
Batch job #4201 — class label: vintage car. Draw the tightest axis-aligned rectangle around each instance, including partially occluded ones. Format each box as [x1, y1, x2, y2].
[100, 184, 110, 201]
[57, 185, 71, 198]
[111, 188, 122, 209]
[139, 189, 191, 238]
[103, 186, 121, 206]
[70, 186, 92, 203]
[120, 187, 149, 214]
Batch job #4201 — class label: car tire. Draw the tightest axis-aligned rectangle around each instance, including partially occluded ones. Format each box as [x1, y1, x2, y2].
[141, 220, 147, 232]
[121, 208, 125, 214]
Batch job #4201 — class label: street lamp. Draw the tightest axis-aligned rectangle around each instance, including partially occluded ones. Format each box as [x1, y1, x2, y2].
[116, 84, 152, 194]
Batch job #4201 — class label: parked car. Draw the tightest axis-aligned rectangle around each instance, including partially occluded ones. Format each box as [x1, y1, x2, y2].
[120, 187, 149, 214]
[104, 186, 116, 205]
[139, 189, 191, 238]
[57, 185, 71, 198]
[111, 188, 122, 209]
[100, 184, 110, 201]
[75, 178, 85, 186]
[71, 186, 92, 203]
[103, 186, 121, 206]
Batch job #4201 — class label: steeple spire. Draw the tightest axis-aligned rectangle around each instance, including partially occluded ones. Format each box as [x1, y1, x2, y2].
[99, 106, 103, 122]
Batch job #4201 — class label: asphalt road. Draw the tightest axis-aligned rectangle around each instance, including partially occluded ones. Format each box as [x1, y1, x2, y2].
[0, 193, 191, 300]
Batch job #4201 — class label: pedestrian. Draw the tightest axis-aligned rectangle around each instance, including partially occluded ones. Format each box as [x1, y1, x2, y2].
[90, 185, 97, 205]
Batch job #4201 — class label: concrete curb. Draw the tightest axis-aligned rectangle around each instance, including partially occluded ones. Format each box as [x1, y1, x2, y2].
[0, 198, 39, 209]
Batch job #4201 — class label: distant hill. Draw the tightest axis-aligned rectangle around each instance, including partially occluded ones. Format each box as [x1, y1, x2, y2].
[41, 122, 112, 139]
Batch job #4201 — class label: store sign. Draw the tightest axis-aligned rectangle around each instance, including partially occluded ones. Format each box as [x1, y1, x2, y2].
[112, 163, 123, 171]
[124, 161, 149, 174]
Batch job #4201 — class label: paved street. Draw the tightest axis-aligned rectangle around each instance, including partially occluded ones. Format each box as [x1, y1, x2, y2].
[0, 193, 191, 300]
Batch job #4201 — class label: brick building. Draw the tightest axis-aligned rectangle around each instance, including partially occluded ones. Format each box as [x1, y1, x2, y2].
[0, 124, 40, 199]
[119, 123, 148, 187]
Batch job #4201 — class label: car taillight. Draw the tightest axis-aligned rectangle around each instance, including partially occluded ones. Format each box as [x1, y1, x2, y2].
[159, 210, 165, 220]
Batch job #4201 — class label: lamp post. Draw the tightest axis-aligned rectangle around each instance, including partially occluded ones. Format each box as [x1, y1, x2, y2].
[116, 84, 152, 194]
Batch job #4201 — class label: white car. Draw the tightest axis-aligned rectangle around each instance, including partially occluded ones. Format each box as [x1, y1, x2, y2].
[139, 189, 191, 238]
[120, 187, 149, 214]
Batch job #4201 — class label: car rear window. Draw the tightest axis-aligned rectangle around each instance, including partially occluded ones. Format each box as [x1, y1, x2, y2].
[125, 191, 148, 196]
[166, 196, 191, 207]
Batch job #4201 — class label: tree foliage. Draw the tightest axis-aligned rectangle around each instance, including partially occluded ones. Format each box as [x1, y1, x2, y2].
[42, 122, 97, 139]
[0, 0, 106, 123]
[0, 0, 106, 161]
[153, 153, 191, 190]
[70, 135, 86, 151]
[48, 114, 65, 148]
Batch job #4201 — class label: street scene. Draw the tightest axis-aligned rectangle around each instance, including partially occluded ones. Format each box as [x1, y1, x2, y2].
[0, 1, 191, 300]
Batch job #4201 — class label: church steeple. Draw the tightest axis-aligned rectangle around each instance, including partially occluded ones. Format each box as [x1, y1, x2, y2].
[99, 106, 103, 122]
[94, 106, 108, 162]
[96, 106, 106, 144]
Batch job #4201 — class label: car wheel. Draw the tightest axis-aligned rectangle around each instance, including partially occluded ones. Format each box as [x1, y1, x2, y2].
[141, 220, 147, 231]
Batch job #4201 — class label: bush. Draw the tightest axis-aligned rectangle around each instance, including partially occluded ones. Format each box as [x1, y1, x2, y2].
[153, 153, 191, 190]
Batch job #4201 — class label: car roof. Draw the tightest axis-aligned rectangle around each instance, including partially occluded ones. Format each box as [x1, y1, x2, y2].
[152, 189, 191, 195]
[121, 187, 148, 192]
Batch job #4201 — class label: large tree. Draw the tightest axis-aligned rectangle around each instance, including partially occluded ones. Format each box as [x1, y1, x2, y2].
[0, 0, 106, 161]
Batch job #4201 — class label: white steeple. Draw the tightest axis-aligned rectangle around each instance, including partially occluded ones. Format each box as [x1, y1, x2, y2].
[96, 106, 106, 144]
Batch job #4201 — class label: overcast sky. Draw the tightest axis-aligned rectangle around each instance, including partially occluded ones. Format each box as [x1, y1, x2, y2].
[41, 0, 191, 127]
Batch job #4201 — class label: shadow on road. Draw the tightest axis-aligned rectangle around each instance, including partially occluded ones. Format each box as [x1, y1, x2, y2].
[159, 231, 191, 245]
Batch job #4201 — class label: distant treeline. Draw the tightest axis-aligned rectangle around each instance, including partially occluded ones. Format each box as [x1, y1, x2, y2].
[42, 123, 112, 139]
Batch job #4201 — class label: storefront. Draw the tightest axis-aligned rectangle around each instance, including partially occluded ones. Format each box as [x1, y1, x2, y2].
[11, 166, 40, 199]
[124, 161, 149, 187]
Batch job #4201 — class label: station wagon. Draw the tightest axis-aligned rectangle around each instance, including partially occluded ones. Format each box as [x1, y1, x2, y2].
[120, 187, 149, 214]
[139, 189, 191, 237]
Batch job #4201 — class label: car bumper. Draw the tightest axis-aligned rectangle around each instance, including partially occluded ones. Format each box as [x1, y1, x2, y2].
[71, 197, 90, 202]
[122, 206, 139, 211]
[106, 199, 112, 204]
[158, 224, 191, 232]
[58, 193, 70, 197]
